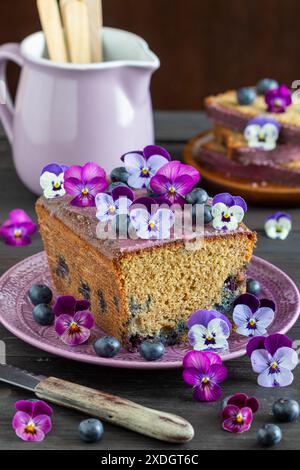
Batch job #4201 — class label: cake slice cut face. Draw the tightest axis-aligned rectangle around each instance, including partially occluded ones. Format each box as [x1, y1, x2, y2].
[36, 196, 256, 349]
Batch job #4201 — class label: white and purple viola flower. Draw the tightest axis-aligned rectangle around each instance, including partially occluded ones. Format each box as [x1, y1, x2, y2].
[122, 145, 171, 189]
[247, 333, 298, 388]
[129, 197, 175, 240]
[233, 293, 275, 337]
[187, 309, 232, 352]
[40, 163, 68, 199]
[64, 162, 108, 207]
[12, 400, 53, 442]
[150, 160, 200, 206]
[95, 186, 135, 223]
[54, 296, 94, 346]
[265, 212, 292, 240]
[244, 116, 281, 151]
[211, 193, 247, 231]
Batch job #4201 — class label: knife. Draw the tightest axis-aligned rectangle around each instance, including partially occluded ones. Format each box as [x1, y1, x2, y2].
[0, 364, 194, 444]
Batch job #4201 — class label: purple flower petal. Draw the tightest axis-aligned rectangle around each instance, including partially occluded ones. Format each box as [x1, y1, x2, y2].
[20, 221, 38, 237]
[64, 177, 82, 196]
[222, 404, 240, 420]
[70, 193, 95, 207]
[209, 364, 228, 383]
[212, 193, 235, 207]
[64, 165, 82, 181]
[222, 406, 253, 433]
[32, 401, 53, 418]
[172, 174, 196, 197]
[130, 197, 158, 215]
[41, 163, 65, 176]
[251, 349, 271, 373]
[53, 296, 77, 317]
[232, 196, 248, 213]
[54, 314, 73, 336]
[247, 336, 266, 357]
[193, 382, 222, 402]
[143, 145, 171, 162]
[273, 346, 298, 371]
[8, 209, 33, 225]
[81, 162, 106, 182]
[258, 367, 294, 388]
[264, 334, 293, 356]
[255, 307, 275, 328]
[176, 163, 200, 185]
[150, 174, 170, 195]
[75, 299, 91, 312]
[60, 324, 91, 346]
[246, 397, 260, 413]
[259, 298, 276, 311]
[182, 367, 200, 387]
[111, 185, 135, 202]
[234, 293, 260, 313]
[155, 160, 183, 181]
[183, 351, 212, 372]
[233, 304, 252, 326]
[12, 411, 31, 431]
[15, 426, 45, 442]
[73, 310, 94, 329]
[34, 414, 52, 435]
[188, 310, 218, 329]
[227, 394, 248, 409]
[15, 401, 34, 416]
[86, 177, 108, 197]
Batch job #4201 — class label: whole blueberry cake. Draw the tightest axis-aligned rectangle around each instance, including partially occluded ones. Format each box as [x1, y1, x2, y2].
[195, 80, 300, 187]
[36, 148, 256, 349]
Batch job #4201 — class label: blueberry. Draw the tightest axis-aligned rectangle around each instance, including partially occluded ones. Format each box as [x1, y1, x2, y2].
[111, 214, 130, 237]
[28, 284, 53, 306]
[237, 87, 256, 105]
[94, 336, 121, 358]
[110, 167, 129, 184]
[257, 78, 279, 95]
[273, 398, 300, 423]
[185, 188, 208, 205]
[204, 205, 213, 224]
[246, 278, 261, 296]
[108, 182, 128, 193]
[78, 419, 104, 443]
[257, 424, 282, 447]
[32, 304, 55, 326]
[139, 340, 165, 361]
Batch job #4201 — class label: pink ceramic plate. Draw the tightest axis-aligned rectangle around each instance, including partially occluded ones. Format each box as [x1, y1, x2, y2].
[0, 252, 299, 370]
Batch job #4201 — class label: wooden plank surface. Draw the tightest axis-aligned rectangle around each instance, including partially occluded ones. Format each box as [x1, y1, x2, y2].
[0, 113, 299, 450]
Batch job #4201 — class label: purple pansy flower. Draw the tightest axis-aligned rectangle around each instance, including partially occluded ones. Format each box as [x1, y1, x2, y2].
[54, 296, 94, 346]
[247, 334, 298, 388]
[265, 84, 292, 113]
[150, 160, 200, 206]
[12, 400, 53, 442]
[187, 309, 232, 352]
[183, 350, 228, 402]
[265, 212, 292, 240]
[224, 393, 260, 413]
[222, 405, 253, 434]
[233, 293, 275, 337]
[0, 209, 37, 247]
[95, 186, 135, 222]
[40, 163, 68, 199]
[64, 162, 108, 207]
[122, 145, 171, 189]
[244, 116, 281, 151]
[129, 197, 175, 240]
[212, 193, 247, 231]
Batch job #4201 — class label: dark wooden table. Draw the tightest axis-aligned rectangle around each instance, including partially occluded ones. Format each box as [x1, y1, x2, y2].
[0, 112, 299, 451]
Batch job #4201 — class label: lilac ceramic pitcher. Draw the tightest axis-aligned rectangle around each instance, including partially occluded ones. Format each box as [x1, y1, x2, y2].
[0, 28, 160, 194]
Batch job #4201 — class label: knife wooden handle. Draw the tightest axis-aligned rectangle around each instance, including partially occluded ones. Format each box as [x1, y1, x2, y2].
[35, 377, 194, 443]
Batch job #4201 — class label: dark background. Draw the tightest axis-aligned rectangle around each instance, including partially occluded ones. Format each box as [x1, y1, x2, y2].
[1, 0, 300, 109]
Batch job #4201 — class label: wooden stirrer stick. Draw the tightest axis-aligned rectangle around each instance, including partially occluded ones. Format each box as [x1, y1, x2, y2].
[62, 0, 92, 64]
[37, 0, 68, 62]
[81, 0, 103, 62]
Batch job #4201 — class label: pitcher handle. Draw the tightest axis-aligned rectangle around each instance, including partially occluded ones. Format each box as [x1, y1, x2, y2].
[0, 43, 24, 144]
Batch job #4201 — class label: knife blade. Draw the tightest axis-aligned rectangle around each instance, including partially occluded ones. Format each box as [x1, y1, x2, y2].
[0, 364, 194, 444]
